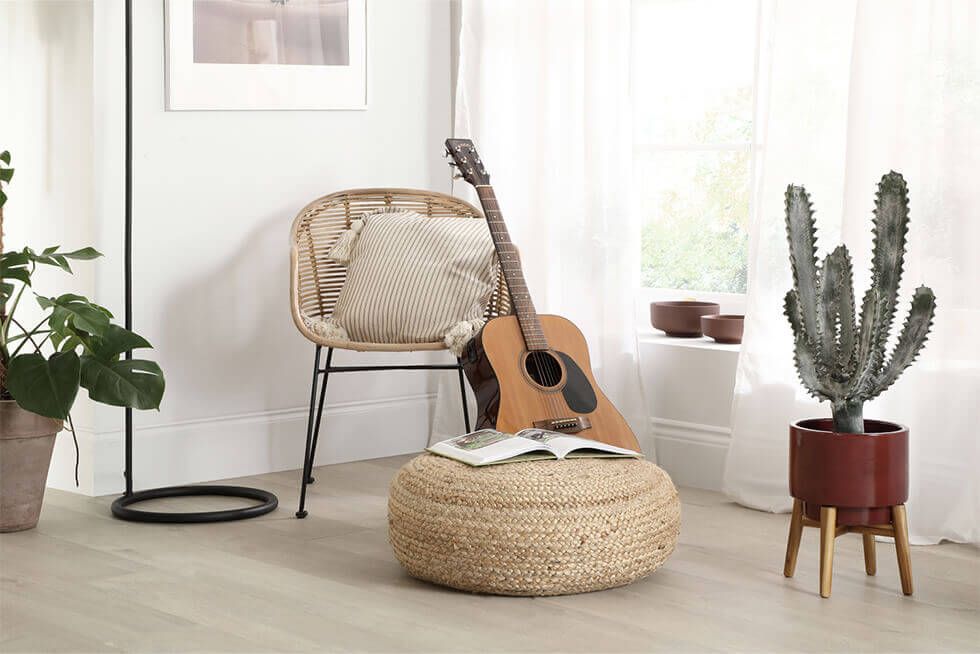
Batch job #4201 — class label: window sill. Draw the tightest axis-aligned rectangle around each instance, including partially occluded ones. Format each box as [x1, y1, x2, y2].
[637, 330, 742, 353]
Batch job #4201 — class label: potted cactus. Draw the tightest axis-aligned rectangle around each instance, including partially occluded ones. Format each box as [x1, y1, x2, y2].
[0, 150, 165, 531]
[781, 171, 935, 598]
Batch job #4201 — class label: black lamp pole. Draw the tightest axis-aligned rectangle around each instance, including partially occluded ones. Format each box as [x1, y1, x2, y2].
[110, 0, 278, 522]
[123, 0, 133, 497]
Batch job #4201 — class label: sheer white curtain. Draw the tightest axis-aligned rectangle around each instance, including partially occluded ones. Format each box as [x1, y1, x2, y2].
[725, 0, 980, 544]
[432, 0, 651, 454]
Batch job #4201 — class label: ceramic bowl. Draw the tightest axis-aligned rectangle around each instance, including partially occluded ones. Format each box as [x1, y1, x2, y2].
[650, 301, 720, 337]
[701, 314, 744, 344]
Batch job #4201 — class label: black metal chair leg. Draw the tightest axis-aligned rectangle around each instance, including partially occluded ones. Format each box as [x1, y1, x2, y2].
[305, 347, 333, 484]
[457, 363, 471, 433]
[296, 346, 322, 519]
[297, 352, 469, 519]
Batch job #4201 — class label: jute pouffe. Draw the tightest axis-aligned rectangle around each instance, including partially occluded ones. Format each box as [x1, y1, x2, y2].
[388, 453, 681, 596]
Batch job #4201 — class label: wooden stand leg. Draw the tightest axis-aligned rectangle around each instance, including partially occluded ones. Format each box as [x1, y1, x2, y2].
[892, 504, 914, 596]
[862, 533, 877, 576]
[784, 499, 804, 577]
[819, 506, 837, 598]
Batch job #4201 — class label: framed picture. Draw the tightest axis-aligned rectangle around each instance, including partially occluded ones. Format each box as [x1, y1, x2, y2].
[165, 0, 367, 111]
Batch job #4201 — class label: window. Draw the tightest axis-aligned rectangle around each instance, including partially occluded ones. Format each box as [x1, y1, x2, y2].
[632, 0, 759, 294]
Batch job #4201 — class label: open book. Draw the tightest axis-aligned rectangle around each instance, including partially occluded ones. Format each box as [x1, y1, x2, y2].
[427, 428, 641, 467]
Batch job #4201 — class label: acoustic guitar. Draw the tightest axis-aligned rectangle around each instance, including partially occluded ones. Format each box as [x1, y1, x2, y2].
[446, 138, 641, 451]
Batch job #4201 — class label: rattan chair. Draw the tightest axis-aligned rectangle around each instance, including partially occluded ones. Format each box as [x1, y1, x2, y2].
[289, 188, 511, 518]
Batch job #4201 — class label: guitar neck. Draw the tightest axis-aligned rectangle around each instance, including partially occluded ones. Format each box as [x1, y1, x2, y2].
[474, 185, 548, 351]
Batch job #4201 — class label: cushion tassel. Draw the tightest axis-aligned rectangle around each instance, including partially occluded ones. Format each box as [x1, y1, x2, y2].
[326, 218, 365, 264]
[304, 316, 350, 342]
[444, 318, 486, 357]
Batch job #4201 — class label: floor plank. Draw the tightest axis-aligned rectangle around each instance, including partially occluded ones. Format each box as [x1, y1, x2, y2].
[1, 454, 977, 653]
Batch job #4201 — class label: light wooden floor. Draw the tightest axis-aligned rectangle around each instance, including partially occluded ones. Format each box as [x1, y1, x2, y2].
[1, 455, 978, 654]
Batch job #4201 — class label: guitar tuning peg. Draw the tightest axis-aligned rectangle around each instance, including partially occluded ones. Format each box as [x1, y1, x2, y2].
[448, 161, 458, 168]
[452, 173, 464, 180]
[443, 149, 451, 158]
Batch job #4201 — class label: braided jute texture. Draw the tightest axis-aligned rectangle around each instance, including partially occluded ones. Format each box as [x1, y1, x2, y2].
[388, 454, 681, 596]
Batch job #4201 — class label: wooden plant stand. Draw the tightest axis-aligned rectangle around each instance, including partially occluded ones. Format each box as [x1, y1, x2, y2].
[783, 499, 913, 598]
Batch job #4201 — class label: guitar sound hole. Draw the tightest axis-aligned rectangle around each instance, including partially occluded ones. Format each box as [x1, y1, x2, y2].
[524, 351, 563, 389]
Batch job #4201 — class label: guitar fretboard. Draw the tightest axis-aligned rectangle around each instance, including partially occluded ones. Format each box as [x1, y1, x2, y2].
[475, 186, 548, 351]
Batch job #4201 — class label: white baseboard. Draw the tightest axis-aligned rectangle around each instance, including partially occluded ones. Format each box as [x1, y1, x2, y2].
[49, 400, 729, 497]
[69, 393, 436, 497]
[649, 417, 730, 491]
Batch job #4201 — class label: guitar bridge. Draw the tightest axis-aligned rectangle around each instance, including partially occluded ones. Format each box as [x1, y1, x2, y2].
[532, 417, 592, 433]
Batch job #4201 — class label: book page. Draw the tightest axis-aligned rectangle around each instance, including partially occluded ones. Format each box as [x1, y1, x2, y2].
[513, 430, 639, 460]
[427, 429, 555, 466]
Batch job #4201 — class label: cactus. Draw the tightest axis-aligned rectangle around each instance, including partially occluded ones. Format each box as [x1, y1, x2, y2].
[784, 171, 936, 434]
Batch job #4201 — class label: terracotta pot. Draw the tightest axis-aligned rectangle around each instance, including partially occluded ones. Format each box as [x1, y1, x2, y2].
[789, 418, 908, 527]
[0, 400, 63, 532]
[650, 301, 720, 337]
[701, 314, 744, 344]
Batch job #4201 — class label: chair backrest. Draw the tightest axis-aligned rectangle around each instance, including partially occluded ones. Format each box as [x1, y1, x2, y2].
[289, 188, 512, 346]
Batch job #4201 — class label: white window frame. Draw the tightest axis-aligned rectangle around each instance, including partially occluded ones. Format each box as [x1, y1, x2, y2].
[632, 0, 762, 319]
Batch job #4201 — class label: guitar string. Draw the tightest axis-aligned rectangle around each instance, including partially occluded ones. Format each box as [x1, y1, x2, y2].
[539, 350, 562, 421]
[483, 189, 559, 420]
[486, 192, 562, 421]
[477, 171, 564, 423]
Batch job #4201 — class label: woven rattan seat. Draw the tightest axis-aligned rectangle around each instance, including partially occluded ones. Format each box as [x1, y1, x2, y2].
[388, 454, 682, 596]
[289, 188, 511, 352]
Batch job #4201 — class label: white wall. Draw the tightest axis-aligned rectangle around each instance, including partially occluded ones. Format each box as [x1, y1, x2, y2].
[39, 0, 455, 495]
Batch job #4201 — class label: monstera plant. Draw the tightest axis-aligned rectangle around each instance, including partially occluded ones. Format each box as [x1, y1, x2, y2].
[0, 150, 164, 532]
[781, 171, 933, 598]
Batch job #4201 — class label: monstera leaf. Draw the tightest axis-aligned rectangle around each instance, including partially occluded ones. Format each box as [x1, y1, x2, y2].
[0, 248, 102, 301]
[80, 357, 164, 410]
[0, 150, 11, 207]
[37, 293, 111, 336]
[24, 246, 102, 274]
[6, 352, 81, 420]
[85, 324, 152, 359]
[76, 323, 164, 410]
[1, 251, 31, 302]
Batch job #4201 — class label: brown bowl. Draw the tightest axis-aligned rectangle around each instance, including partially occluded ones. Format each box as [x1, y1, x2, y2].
[650, 301, 720, 337]
[701, 314, 744, 344]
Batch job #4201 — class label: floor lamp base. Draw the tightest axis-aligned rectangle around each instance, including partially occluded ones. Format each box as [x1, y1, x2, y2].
[110, 485, 278, 523]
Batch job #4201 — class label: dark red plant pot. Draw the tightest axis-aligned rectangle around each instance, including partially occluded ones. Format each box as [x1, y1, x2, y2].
[789, 418, 908, 527]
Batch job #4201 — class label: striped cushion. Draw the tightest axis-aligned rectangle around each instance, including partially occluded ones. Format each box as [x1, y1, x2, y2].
[328, 210, 497, 344]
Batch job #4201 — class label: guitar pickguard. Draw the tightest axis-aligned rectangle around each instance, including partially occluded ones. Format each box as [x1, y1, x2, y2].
[555, 351, 598, 413]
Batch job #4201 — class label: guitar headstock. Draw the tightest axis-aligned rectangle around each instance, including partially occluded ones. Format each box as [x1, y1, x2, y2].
[444, 138, 489, 186]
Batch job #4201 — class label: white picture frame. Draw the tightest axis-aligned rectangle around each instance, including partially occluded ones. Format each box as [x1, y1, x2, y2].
[165, 0, 367, 111]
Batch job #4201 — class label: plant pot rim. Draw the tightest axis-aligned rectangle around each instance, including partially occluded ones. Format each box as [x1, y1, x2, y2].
[650, 300, 720, 308]
[0, 399, 63, 440]
[791, 417, 907, 437]
[701, 313, 744, 321]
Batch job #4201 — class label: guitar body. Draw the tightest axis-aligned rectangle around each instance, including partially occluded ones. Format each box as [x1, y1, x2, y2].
[462, 314, 640, 450]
